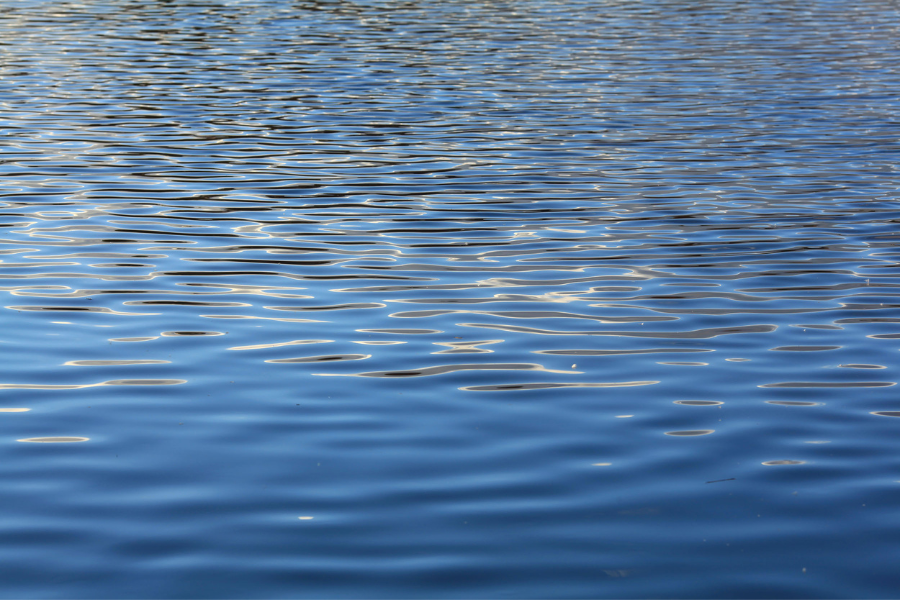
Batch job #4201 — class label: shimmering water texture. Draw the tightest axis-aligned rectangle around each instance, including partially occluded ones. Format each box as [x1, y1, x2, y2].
[1, 0, 900, 598]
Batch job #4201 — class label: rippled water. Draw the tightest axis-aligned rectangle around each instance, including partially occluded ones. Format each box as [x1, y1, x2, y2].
[2, 0, 900, 597]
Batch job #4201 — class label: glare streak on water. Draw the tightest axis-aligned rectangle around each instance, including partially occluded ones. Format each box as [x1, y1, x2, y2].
[1, 0, 900, 597]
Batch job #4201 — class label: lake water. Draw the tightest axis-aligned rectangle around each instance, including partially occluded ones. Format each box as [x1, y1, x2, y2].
[2, 0, 900, 597]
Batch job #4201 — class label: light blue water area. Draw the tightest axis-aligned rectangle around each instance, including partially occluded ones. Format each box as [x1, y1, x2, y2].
[1, 0, 900, 597]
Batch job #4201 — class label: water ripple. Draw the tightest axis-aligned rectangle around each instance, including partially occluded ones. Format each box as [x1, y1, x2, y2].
[2, 0, 899, 596]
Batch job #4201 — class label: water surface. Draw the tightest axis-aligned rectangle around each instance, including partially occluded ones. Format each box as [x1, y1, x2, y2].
[2, 0, 900, 597]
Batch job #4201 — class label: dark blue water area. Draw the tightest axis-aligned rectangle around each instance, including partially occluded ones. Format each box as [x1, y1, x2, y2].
[2, 0, 900, 597]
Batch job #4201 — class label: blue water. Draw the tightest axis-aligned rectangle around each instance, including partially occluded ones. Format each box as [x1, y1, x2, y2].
[2, 0, 900, 597]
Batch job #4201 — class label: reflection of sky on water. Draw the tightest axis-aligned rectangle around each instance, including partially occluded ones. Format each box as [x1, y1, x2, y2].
[1, 0, 899, 597]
